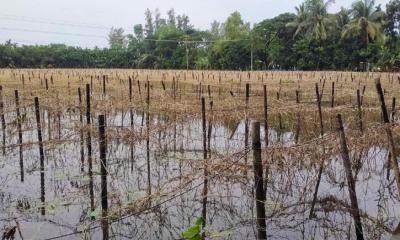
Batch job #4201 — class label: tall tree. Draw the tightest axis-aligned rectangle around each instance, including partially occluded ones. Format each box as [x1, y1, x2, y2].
[224, 11, 250, 39]
[167, 8, 176, 26]
[342, 0, 385, 48]
[177, 14, 192, 31]
[386, 0, 400, 35]
[144, 9, 154, 37]
[133, 24, 144, 41]
[286, 3, 308, 38]
[287, 0, 334, 40]
[336, 7, 351, 30]
[253, 13, 296, 69]
[305, 0, 335, 40]
[381, 0, 400, 69]
[108, 27, 126, 49]
[154, 8, 166, 31]
[210, 20, 222, 39]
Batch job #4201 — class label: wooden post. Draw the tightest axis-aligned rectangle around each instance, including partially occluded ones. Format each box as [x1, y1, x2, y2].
[331, 82, 335, 108]
[172, 77, 176, 100]
[146, 81, 151, 196]
[78, 88, 84, 171]
[309, 83, 325, 218]
[0, 86, 5, 155]
[207, 101, 213, 158]
[90, 76, 93, 95]
[295, 90, 301, 144]
[391, 97, 396, 122]
[47, 109, 51, 141]
[356, 89, 363, 133]
[316, 83, 324, 135]
[376, 79, 390, 122]
[102, 75, 106, 97]
[137, 80, 141, 96]
[319, 78, 325, 100]
[263, 85, 268, 147]
[336, 114, 364, 240]
[252, 121, 267, 240]
[245, 84, 250, 169]
[57, 111, 61, 139]
[375, 79, 400, 195]
[15, 90, 23, 182]
[246, 84, 250, 105]
[86, 84, 94, 213]
[263, 85, 270, 198]
[360, 85, 366, 105]
[161, 80, 166, 91]
[98, 114, 109, 240]
[201, 97, 208, 240]
[199, 83, 202, 99]
[128, 77, 134, 128]
[128, 77, 132, 101]
[34, 97, 45, 216]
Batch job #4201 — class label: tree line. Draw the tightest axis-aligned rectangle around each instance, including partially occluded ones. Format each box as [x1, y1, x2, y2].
[0, 0, 399, 71]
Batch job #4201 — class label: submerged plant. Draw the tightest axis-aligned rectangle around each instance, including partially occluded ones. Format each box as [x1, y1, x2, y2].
[182, 217, 203, 240]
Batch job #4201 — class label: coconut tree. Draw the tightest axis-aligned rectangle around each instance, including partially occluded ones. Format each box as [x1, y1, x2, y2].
[304, 0, 335, 40]
[342, 0, 385, 48]
[286, 0, 335, 40]
[287, 0, 335, 69]
[286, 3, 308, 38]
[336, 7, 351, 30]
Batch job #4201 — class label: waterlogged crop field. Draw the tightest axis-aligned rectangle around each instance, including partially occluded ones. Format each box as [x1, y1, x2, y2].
[0, 69, 399, 240]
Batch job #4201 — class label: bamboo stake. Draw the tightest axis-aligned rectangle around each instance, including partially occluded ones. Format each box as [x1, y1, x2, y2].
[336, 114, 364, 240]
[252, 121, 266, 240]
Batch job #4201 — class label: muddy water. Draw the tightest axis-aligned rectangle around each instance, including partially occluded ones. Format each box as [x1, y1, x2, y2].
[0, 108, 399, 239]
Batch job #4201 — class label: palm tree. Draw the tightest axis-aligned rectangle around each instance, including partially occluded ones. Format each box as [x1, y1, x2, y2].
[286, 3, 308, 38]
[287, 0, 335, 40]
[336, 7, 351, 30]
[342, 0, 385, 48]
[305, 0, 335, 40]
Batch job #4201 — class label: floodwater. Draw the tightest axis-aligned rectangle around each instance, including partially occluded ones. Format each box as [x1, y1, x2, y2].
[0, 105, 399, 240]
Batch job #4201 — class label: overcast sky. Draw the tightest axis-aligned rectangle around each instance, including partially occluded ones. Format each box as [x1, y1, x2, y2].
[0, 0, 390, 48]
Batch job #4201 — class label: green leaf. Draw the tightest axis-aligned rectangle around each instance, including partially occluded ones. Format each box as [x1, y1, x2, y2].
[182, 217, 203, 240]
[46, 198, 62, 214]
[89, 208, 102, 220]
[182, 225, 201, 240]
[195, 217, 203, 226]
[209, 230, 233, 238]
[80, 175, 91, 182]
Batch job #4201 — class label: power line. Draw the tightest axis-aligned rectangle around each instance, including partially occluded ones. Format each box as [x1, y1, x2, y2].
[142, 38, 250, 43]
[0, 16, 110, 30]
[0, 27, 105, 38]
[0, 13, 125, 30]
[0, 37, 88, 47]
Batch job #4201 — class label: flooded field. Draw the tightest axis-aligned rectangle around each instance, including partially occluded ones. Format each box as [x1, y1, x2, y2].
[0, 69, 399, 239]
